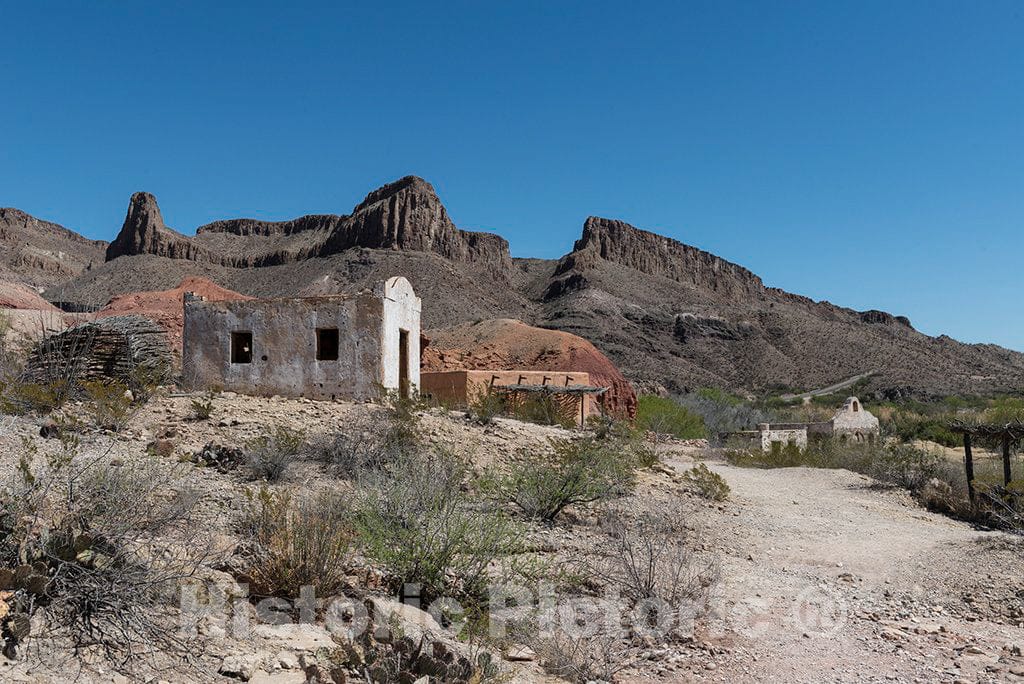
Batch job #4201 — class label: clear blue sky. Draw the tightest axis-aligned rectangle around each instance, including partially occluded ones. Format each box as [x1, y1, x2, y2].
[2, 2, 1022, 348]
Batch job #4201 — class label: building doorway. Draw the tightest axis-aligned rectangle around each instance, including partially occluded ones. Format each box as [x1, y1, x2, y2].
[399, 329, 410, 398]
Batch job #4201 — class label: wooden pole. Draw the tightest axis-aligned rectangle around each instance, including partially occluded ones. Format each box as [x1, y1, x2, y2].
[964, 433, 975, 503]
[1003, 433, 1013, 486]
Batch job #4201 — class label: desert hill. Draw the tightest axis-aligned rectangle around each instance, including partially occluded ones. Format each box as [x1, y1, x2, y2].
[5, 176, 1024, 397]
[0, 207, 107, 289]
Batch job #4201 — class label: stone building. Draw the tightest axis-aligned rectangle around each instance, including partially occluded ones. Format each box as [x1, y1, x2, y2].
[181, 277, 420, 400]
[830, 396, 880, 442]
[720, 396, 879, 451]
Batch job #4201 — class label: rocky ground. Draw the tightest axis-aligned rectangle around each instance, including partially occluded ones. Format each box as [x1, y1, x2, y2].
[0, 393, 1020, 682]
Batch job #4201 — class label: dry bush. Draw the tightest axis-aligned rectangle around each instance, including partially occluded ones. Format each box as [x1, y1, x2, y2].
[484, 437, 636, 523]
[523, 621, 636, 683]
[311, 397, 421, 478]
[238, 487, 354, 597]
[244, 425, 305, 482]
[0, 440, 215, 672]
[591, 504, 716, 608]
[468, 389, 505, 425]
[81, 379, 136, 432]
[354, 448, 524, 605]
[681, 463, 730, 501]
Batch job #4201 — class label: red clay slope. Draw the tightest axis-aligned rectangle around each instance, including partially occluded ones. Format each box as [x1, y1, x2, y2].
[98, 276, 252, 351]
[422, 318, 637, 419]
[0, 281, 59, 311]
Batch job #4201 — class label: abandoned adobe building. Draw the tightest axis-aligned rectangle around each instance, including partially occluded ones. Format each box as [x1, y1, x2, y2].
[724, 396, 880, 451]
[181, 276, 420, 400]
[420, 370, 606, 427]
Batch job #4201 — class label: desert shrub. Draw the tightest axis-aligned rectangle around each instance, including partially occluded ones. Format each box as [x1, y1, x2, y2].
[484, 437, 636, 522]
[188, 392, 215, 421]
[636, 395, 705, 439]
[239, 487, 354, 597]
[0, 380, 67, 416]
[245, 425, 305, 482]
[354, 448, 524, 605]
[310, 402, 421, 478]
[681, 463, 730, 501]
[591, 504, 716, 606]
[522, 624, 637, 684]
[469, 389, 505, 425]
[676, 392, 770, 439]
[82, 379, 136, 432]
[0, 442, 212, 670]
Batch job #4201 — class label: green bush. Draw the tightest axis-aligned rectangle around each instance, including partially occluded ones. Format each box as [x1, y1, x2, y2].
[354, 448, 523, 604]
[636, 395, 705, 439]
[681, 463, 730, 501]
[188, 393, 215, 421]
[82, 379, 136, 431]
[484, 437, 636, 522]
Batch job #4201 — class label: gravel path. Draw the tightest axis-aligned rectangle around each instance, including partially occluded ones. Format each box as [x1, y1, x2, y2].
[661, 452, 1024, 682]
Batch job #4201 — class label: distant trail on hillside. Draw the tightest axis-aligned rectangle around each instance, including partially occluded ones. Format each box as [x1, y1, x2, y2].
[779, 371, 876, 402]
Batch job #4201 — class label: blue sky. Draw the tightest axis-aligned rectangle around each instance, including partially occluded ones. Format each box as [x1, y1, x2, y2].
[1, 2, 1022, 348]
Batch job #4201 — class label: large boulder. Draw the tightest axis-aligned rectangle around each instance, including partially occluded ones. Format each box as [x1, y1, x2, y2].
[422, 318, 637, 419]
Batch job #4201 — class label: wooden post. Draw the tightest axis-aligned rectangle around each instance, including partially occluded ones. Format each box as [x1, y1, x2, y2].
[1003, 433, 1013, 486]
[964, 432, 975, 502]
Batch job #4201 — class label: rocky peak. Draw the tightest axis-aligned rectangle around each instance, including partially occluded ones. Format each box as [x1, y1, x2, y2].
[323, 176, 513, 272]
[106, 192, 204, 262]
[553, 216, 764, 300]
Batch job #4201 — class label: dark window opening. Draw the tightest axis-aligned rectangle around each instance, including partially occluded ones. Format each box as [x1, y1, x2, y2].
[231, 331, 253, 364]
[316, 328, 339, 361]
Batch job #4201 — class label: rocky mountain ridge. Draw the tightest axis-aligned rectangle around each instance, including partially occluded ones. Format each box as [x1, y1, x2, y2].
[105, 177, 513, 274]
[0, 208, 107, 288]
[5, 175, 1023, 397]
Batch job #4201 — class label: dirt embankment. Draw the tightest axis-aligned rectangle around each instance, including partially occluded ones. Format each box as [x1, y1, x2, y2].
[97, 276, 252, 351]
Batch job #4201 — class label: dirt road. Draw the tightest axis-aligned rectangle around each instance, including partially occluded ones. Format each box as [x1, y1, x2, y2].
[662, 451, 1024, 682]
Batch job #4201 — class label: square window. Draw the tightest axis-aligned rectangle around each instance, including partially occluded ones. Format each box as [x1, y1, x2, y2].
[231, 331, 252, 364]
[316, 328, 339, 361]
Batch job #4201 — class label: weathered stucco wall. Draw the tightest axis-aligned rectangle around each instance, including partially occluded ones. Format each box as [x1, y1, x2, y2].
[182, 277, 421, 400]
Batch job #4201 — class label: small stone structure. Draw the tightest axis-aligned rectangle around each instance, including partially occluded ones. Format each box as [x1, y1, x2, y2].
[830, 396, 880, 442]
[721, 396, 879, 451]
[181, 277, 420, 400]
[725, 423, 808, 452]
[420, 370, 605, 426]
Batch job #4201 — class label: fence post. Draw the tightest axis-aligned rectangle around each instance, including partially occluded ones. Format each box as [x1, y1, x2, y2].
[964, 432, 975, 503]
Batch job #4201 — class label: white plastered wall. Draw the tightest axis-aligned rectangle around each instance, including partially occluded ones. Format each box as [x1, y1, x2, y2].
[378, 276, 422, 396]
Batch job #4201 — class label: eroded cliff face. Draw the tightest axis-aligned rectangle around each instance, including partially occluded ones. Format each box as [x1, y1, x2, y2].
[552, 216, 765, 300]
[105, 177, 513, 274]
